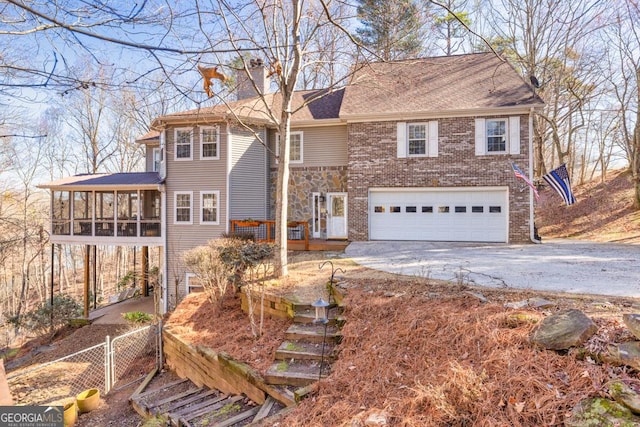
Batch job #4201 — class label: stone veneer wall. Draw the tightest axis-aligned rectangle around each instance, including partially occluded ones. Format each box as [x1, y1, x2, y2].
[347, 115, 532, 243]
[269, 166, 347, 226]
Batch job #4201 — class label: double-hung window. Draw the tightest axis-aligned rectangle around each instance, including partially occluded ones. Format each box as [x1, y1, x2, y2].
[152, 148, 161, 172]
[408, 124, 427, 156]
[275, 131, 303, 164]
[486, 119, 507, 153]
[200, 126, 219, 160]
[174, 192, 193, 224]
[174, 128, 193, 160]
[397, 121, 438, 158]
[200, 191, 219, 224]
[475, 117, 520, 155]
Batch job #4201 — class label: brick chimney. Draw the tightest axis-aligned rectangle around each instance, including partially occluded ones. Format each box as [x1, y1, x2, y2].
[236, 58, 270, 100]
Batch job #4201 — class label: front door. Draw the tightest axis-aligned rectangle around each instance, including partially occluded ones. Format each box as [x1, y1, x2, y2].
[327, 192, 348, 239]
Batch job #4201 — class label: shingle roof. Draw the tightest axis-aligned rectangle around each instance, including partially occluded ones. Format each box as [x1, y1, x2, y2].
[340, 53, 543, 118]
[151, 88, 344, 127]
[38, 172, 163, 189]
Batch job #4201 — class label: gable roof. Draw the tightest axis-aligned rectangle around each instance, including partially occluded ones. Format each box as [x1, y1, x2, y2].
[340, 53, 543, 120]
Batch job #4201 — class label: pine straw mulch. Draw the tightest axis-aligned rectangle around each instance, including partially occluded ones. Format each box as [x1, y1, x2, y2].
[164, 291, 291, 374]
[279, 284, 637, 427]
[536, 168, 640, 244]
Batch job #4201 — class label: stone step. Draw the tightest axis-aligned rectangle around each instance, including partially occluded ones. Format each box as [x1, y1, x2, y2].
[293, 308, 340, 326]
[292, 301, 340, 313]
[285, 323, 341, 344]
[264, 359, 331, 387]
[275, 340, 336, 361]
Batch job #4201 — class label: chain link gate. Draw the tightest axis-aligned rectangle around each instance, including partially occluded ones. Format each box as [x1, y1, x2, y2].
[6, 324, 161, 405]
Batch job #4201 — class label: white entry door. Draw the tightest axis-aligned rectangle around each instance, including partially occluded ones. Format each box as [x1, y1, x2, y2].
[327, 192, 348, 239]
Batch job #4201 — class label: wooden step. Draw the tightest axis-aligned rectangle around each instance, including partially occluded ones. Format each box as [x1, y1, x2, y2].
[275, 340, 335, 361]
[285, 323, 341, 344]
[264, 359, 330, 387]
[293, 308, 340, 326]
[292, 301, 339, 313]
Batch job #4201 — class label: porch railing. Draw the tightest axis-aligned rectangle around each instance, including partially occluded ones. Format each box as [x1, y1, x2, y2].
[51, 218, 161, 238]
[229, 220, 309, 250]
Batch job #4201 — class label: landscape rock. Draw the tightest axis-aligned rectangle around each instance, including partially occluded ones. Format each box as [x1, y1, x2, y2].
[527, 297, 555, 309]
[623, 314, 640, 340]
[605, 342, 640, 370]
[531, 309, 598, 350]
[364, 412, 388, 426]
[609, 380, 640, 414]
[505, 297, 555, 309]
[564, 398, 640, 426]
[505, 311, 543, 327]
[467, 291, 489, 303]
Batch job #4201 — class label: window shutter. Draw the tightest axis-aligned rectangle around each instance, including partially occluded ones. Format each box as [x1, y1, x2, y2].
[475, 119, 486, 156]
[428, 121, 438, 157]
[509, 116, 521, 155]
[397, 122, 407, 158]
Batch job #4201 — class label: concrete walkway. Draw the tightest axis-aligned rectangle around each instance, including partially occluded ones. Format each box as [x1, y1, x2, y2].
[345, 239, 640, 298]
[89, 296, 156, 324]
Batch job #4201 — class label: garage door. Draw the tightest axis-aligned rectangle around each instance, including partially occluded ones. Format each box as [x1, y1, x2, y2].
[369, 188, 508, 242]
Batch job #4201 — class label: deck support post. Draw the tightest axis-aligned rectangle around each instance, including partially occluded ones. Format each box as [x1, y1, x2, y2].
[142, 246, 149, 297]
[84, 245, 90, 318]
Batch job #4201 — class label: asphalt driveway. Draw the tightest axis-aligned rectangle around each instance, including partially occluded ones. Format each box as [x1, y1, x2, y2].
[344, 239, 640, 298]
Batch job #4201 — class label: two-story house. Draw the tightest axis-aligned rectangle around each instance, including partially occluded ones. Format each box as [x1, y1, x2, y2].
[40, 52, 544, 313]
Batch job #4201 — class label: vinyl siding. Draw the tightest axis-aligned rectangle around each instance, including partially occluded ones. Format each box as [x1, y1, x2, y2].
[229, 127, 268, 220]
[164, 122, 228, 304]
[270, 125, 347, 167]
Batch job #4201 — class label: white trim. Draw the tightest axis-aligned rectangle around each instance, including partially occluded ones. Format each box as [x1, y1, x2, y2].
[200, 190, 220, 225]
[159, 130, 166, 179]
[341, 105, 544, 123]
[369, 186, 510, 193]
[199, 125, 220, 160]
[185, 272, 203, 294]
[407, 122, 429, 157]
[529, 108, 538, 243]
[152, 147, 161, 172]
[311, 192, 321, 238]
[226, 122, 231, 234]
[174, 127, 193, 161]
[327, 192, 348, 239]
[485, 118, 508, 154]
[174, 191, 193, 225]
[275, 131, 304, 164]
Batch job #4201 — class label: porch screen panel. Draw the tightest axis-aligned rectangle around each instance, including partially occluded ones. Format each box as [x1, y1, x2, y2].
[52, 191, 70, 235]
[95, 191, 115, 236]
[73, 191, 92, 236]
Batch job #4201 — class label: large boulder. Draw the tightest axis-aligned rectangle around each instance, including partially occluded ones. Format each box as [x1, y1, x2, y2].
[609, 380, 640, 415]
[531, 309, 598, 350]
[623, 314, 640, 340]
[564, 398, 640, 426]
[604, 342, 640, 371]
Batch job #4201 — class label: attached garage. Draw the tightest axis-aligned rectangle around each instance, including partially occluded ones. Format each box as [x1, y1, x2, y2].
[369, 187, 508, 242]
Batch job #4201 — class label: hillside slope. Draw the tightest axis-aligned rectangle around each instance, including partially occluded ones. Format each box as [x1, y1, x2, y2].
[536, 168, 640, 243]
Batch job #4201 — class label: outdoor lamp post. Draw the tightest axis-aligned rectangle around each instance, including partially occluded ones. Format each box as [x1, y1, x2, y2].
[312, 298, 329, 324]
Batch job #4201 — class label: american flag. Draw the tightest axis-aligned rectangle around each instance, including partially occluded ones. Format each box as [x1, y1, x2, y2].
[543, 163, 576, 206]
[511, 163, 540, 201]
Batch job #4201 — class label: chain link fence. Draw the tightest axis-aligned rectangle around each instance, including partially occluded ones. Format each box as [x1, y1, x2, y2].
[6, 324, 160, 406]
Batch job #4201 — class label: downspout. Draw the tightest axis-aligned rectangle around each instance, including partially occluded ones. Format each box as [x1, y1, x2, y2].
[226, 121, 232, 234]
[529, 107, 541, 243]
[161, 182, 168, 314]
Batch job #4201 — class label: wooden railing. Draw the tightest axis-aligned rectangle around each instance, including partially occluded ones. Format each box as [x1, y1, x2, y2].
[229, 220, 309, 250]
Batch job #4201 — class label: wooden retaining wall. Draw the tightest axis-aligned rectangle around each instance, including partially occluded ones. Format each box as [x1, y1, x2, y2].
[239, 289, 295, 319]
[164, 328, 295, 406]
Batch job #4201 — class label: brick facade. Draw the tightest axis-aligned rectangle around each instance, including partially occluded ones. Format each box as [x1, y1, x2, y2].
[347, 115, 533, 243]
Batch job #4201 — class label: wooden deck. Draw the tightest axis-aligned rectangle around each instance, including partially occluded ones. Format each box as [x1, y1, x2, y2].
[288, 239, 349, 251]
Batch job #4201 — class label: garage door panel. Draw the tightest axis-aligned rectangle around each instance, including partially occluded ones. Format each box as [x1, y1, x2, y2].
[369, 189, 507, 242]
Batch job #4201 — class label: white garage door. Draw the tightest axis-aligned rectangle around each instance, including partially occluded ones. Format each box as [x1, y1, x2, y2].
[369, 188, 508, 242]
